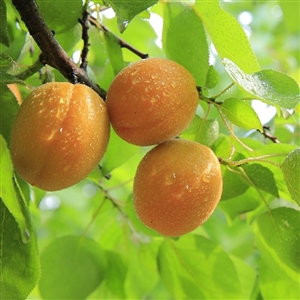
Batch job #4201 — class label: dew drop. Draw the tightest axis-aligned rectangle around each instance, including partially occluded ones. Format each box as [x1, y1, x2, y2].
[132, 77, 141, 85]
[22, 228, 31, 243]
[201, 174, 211, 183]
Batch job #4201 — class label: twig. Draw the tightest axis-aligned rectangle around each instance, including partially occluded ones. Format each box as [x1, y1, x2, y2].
[88, 16, 149, 59]
[78, 10, 90, 71]
[260, 126, 280, 143]
[11, 0, 107, 99]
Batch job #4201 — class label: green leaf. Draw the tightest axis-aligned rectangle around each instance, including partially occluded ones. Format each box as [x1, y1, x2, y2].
[0, 83, 19, 144]
[281, 147, 300, 205]
[221, 98, 263, 131]
[163, 2, 209, 86]
[0, 135, 29, 241]
[181, 115, 219, 147]
[36, 0, 83, 34]
[219, 188, 261, 220]
[158, 235, 243, 299]
[101, 127, 139, 175]
[0, 199, 40, 300]
[106, 0, 157, 32]
[223, 59, 300, 109]
[0, 53, 15, 70]
[126, 195, 160, 237]
[230, 256, 257, 299]
[89, 251, 127, 299]
[255, 207, 300, 282]
[205, 65, 219, 89]
[104, 31, 124, 75]
[243, 164, 279, 198]
[0, 70, 25, 85]
[221, 168, 249, 200]
[39, 235, 107, 299]
[124, 243, 159, 298]
[259, 259, 299, 300]
[0, 0, 9, 47]
[195, 0, 260, 74]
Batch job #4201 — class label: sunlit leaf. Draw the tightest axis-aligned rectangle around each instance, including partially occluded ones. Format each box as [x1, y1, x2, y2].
[163, 2, 209, 86]
[195, 0, 260, 74]
[90, 251, 127, 299]
[259, 259, 299, 300]
[158, 235, 243, 299]
[281, 147, 300, 205]
[0, 199, 40, 300]
[205, 65, 219, 89]
[221, 97, 263, 131]
[39, 236, 107, 299]
[181, 115, 219, 147]
[223, 59, 300, 109]
[229, 256, 256, 299]
[219, 188, 261, 220]
[124, 243, 159, 298]
[255, 207, 300, 282]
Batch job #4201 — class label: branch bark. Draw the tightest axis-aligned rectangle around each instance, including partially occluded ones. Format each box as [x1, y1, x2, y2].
[11, 0, 107, 99]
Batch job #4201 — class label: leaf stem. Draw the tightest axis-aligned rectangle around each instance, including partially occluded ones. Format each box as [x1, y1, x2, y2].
[212, 82, 235, 100]
[226, 153, 287, 168]
[217, 106, 254, 152]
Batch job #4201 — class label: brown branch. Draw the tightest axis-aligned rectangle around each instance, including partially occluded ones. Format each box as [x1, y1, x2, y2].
[11, 0, 107, 99]
[78, 10, 90, 71]
[88, 16, 149, 59]
[260, 126, 280, 143]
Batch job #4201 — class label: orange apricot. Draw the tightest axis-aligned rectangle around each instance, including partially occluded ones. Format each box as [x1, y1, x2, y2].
[10, 82, 110, 191]
[133, 139, 223, 236]
[106, 58, 199, 146]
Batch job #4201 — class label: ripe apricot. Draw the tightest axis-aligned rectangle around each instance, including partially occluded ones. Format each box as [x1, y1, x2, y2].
[133, 139, 223, 236]
[10, 82, 110, 191]
[106, 58, 199, 146]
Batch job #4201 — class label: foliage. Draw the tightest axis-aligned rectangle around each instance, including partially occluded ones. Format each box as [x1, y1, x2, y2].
[0, 0, 299, 299]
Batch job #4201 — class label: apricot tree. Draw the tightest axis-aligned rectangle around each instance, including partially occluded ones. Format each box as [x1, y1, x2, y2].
[0, 0, 299, 299]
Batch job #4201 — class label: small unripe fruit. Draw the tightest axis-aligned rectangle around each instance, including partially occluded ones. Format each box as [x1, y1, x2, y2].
[133, 139, 223, 236]
[106, 58, 199, 146]
[10, 82, 110, 191]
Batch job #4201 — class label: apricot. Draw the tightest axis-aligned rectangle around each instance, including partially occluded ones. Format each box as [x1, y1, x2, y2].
[10, 82, 110, 191]
[133, 139, 223, 236]
[106, 58, 199, 146]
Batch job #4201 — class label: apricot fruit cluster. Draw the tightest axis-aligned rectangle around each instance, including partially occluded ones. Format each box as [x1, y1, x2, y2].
[10, 58, 222, 236]
[10, 82, 109, 191]
[133, 139, 223, 236]
[106, 57, 199, 146]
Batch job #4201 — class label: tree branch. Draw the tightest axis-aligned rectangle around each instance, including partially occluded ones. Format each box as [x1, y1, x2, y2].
[78, 10, 90, 72]
[11, 0, 107, 99]
[89, 16, 149, 59]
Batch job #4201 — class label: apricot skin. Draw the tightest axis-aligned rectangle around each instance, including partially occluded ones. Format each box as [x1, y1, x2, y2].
[106, 58, 199, 146]
[133, 139, 223, 236]
[10, 82, 110, 191]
